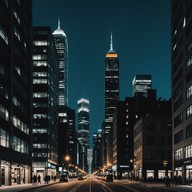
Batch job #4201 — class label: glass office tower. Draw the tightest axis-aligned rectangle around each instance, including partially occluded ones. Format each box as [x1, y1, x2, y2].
[0, 0, 32, 186]
[172, 0, 192, 185]
[77, 98, 90, 171]
[53, 19, 68, 106]
[32, 27, 59, 179]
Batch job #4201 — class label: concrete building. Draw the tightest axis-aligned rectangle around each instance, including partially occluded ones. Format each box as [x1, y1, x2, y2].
[134, 101, 172, 181]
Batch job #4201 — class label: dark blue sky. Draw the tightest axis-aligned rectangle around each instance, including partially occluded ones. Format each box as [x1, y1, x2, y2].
[33, 0, 171, 144]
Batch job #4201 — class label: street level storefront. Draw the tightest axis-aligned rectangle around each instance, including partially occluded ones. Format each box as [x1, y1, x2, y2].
[174, 144, 192, 185]
[32, 161, 57, 181]
[112, 165, 129, 179]
[0, 160, 30, 186]
[134, 163, 172, 181]
[174, 159, 192, 185]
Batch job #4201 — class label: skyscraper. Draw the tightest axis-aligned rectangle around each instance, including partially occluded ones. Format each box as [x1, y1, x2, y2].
[58, 106, 76, 168]
[104, 33, 119, 135]
[77, 98, 90, 171]
[32, 27, 59, 179]
[53, 19, 68, 106]
[0, 0, 32, 186]
[172, 0, 192, 185]
[132, 74, 152, 97]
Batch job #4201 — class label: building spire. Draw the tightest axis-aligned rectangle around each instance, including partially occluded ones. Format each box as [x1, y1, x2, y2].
[58, 18, 60, 29]
[110, 32, 113, 51]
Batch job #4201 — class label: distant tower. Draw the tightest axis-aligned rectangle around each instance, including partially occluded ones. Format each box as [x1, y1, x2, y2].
[104, 32, 119, 135]
[132, 74, 152, 97]
[53, 19, 68, 105]
[77, 98, 90, 171]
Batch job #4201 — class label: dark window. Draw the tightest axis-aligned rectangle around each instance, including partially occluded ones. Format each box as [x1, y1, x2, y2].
[186, 124, 192, 138]
[174, 130, 183, 144]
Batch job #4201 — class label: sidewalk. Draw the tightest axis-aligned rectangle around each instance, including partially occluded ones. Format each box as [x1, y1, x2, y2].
[115, 179, 192, 192]
[134, 181, 192, 192]
[0, 180, 59, 192]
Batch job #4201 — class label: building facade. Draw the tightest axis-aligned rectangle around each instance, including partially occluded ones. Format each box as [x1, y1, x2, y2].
[134, 101, 172, 181]
[58, 106, 76, 173]
[77, 98, 90, 172]
[112, 89, 158, 179]
[0, 0, 32, 186]
[53, 19, 68, 106]
[32, 27, 59, 179]
[172, 0, 192, 185]
[92, 129, 102, 172]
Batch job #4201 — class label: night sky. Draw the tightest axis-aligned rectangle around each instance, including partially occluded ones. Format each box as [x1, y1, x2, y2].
[33, 0, 171, 145]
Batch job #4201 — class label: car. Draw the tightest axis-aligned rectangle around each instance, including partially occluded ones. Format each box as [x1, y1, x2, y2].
[60, 175, 68, 182]
[78, 176, 84, 180]
[105, 175, 113, 182]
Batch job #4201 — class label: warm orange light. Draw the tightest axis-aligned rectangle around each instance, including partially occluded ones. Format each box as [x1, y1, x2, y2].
[106, 53, 118, 58]
[65, 155, 70, 162]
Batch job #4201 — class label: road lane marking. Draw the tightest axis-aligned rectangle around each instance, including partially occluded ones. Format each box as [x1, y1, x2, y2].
[89, 177, 92, 192]
[93, 178, 114, 192]
[116, 183, 140, 192]
[68, 181, 85, 192]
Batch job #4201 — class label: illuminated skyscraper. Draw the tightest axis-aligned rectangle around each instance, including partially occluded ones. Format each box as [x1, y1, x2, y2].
[53, 19, 68, 106]
[132, 74, 152, 97]
[105, 33, 119, 134]
[0, 0, 32, 186]
[77, 98, 90, 171]
[32, 27, 59, 178]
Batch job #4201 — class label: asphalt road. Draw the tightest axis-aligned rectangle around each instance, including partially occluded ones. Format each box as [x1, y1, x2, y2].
[23, 177, 172, 192]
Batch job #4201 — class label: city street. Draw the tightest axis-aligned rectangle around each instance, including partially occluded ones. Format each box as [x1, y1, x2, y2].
[0, 177, 192, 192]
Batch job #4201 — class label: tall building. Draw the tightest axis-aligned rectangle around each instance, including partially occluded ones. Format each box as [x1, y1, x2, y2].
[53, 19, 68, 106]
[134, 101, 172, 181]
[77, 98, 90, 171]
[132, 74, 152, 97]
[58, 106, 76, 170]
[104, 33, 119, 135]
[103, 33, 119, 167]
[172, 0, 192, 185]
[92, 129, 102, 172]
[32, 27, 59, 179]
[0, 0, 32, 186]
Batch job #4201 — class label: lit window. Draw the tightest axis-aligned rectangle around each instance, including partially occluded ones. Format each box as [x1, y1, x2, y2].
[186, 56, 192, 68]
[0, 25, 8, 44]
[186, 84, 192, 100]
[0, 128, 9, 147]
[183, 17, 186, 28]
[186, 105, 192, 118]
[33, 92, 48, 98]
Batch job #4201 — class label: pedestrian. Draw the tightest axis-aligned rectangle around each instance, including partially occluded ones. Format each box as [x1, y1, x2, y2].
[33, 175, 37, 185]
[38, 175, 41, 184]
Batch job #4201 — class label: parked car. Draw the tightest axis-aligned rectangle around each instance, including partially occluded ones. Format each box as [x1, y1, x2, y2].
[105, 175, 113, 182]
[60, 175, 68, 182]
[78, 176, 84, 180]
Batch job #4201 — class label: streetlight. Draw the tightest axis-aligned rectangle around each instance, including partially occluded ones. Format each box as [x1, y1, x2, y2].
[163, 159, 168, 187]
[65, 155, 70, 162]
[130, 159, 134, 180]
[163, 159, 168, 176]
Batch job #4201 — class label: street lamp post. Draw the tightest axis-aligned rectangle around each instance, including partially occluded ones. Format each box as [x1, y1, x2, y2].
[163, 159, 168, 187]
